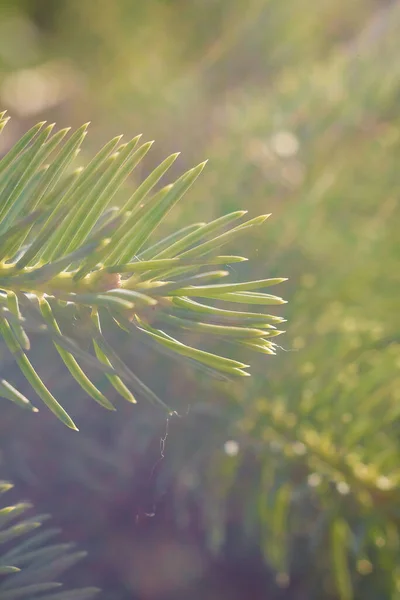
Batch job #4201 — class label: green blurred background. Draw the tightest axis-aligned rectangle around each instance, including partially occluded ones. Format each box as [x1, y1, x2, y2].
[0, 1, 399, 599]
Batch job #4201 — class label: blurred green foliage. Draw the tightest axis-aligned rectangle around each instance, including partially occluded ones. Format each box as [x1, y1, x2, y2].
[0, 481, 99, 600]
[0, 1, 399, 599]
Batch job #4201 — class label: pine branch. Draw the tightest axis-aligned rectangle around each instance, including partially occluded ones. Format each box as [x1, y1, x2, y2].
[0, 114, 287, 428]
[0, 481, 99, 600]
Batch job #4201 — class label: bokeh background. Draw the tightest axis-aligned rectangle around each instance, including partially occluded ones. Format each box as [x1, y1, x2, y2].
[0, 1, 399, 599]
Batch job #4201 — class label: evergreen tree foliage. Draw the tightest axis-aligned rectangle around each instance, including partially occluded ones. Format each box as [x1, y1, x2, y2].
[0, 115, 285, 595]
